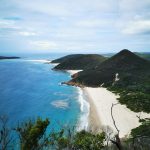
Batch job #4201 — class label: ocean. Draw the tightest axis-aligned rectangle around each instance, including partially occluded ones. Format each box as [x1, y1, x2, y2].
[0, 53, 89, 132]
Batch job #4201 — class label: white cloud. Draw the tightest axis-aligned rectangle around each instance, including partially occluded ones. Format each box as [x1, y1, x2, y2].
[122, 20, 150, 34]
[75, 19, 109, 28]
[30, 40, 57, 50]
[14, 0, 117, 17]
[19, 31, 38, 36]
[117, 0, 150, 36]
[119, 0, 150, 14]
[0, 0, 150, 52]
[0, 20, 19, 29]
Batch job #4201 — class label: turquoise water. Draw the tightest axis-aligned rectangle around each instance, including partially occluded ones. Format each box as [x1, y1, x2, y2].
[0, 54, 82, 130]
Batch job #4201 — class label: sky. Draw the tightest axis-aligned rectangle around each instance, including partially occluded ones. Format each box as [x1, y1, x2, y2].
[0, 0, 150, 54]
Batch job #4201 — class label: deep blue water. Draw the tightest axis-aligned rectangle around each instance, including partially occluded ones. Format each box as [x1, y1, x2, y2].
[0, 53, 81, 130]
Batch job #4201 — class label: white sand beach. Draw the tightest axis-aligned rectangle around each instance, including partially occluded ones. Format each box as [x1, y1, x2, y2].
[66, 70, 150, 138]
[84, 87, 150, 138]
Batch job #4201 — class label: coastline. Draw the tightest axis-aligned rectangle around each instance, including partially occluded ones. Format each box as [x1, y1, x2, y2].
[66, 70, 89, 131]
[83, 88, 102, 133]
[63, 70, 150, 138]
[84, 87, 150, 138]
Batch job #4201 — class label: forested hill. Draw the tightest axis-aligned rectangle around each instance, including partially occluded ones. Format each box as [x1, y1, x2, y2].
[52, 54, 106, 70]
[69, 49, 150, 87]
[51, 54, 83, 63]
[60, 49, 150, 113]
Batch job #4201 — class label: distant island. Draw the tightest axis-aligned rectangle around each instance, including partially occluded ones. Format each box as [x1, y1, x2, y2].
[0, 56, 20, 60]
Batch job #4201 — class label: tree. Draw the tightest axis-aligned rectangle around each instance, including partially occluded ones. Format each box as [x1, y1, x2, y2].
[110, 103, 122, 150]
[14, 118, 50, 150]
[0, 116, 12, 150]
[130, 118, 150, 149]
[73, 130, 105, 150]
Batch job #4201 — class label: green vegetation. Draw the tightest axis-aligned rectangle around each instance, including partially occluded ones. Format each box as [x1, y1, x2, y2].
[14, 118, 49, 150]
[128, 119, 150, 149]
[52, 54, 106, 70]
[108, 73, 150, 113]
[1, 116, 150, 150]
[70, 50, 150, 86]
[131, 118, 150, 138]
[73, 130, 105, 150]
[59, 49, 150, 113]
[51, 54, 84, 63]
[45, 50, 150, 149]
[0, 117, 106, 150]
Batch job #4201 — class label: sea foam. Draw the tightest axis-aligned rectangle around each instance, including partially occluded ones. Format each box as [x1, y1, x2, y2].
[24, 59, 51, 63]
[51, 100, 69, 109]
[77, 87, 90, 131]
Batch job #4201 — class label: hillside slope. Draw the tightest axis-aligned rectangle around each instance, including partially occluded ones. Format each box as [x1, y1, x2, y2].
[70, 49, 150, 86]
[52, 54, 106, 70]
[66, 49, 150, 112]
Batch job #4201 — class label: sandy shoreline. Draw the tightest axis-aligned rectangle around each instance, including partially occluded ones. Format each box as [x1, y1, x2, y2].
[84, 87, 150, 138]
[65, 70, 150, 138]
[83, 88, 102, 132]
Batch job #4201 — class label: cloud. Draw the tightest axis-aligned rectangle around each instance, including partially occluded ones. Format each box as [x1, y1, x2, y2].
[0, 20, 19, 29]
[118, 0, 150, 36]
[0, 0, 150, 52]
[19, 31, 39, 36]
[29, 40, 57, 50]
[122, 20, 150, 34]
[75, 19, 109, 28]
[119, 0, 150, 14]
[14, 0, 117, 17]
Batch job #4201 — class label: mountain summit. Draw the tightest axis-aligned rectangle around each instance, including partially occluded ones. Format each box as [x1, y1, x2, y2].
[69, 49, 150, 87]
[95, 49, 149, 71]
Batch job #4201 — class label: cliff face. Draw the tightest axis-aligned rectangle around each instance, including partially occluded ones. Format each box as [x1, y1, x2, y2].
[51, 54, 106, 70]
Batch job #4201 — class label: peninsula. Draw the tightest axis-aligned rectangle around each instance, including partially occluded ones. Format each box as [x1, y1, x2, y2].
[51, 49, 150, 137]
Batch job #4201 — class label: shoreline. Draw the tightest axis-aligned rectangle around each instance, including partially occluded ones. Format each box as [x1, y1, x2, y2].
[76, 88, 90, 131]
[84, 87, 150, 138]
[66, 70, 89, 131]
[83, 88, 102, 133]
[62, 70, 150, 138]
